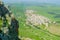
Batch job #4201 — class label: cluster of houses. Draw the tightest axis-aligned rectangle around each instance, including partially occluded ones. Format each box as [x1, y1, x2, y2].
[25, 10, 51, 29]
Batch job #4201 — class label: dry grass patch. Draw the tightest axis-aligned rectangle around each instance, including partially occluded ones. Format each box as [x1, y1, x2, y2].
[47, 24, 60, 36]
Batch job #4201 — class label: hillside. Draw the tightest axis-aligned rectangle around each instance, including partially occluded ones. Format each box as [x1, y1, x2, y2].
[8, 4, 60, 40]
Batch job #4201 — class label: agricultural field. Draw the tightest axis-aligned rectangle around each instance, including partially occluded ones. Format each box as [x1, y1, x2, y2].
[8, 3, 60, 40]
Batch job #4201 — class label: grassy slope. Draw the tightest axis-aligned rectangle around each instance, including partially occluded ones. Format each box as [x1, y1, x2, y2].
[10, 4, 60, 40]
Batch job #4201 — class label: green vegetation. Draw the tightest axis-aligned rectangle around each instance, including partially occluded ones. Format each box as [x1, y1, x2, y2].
[9, 4, 60, 40]
[26, 6, 60, 22]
